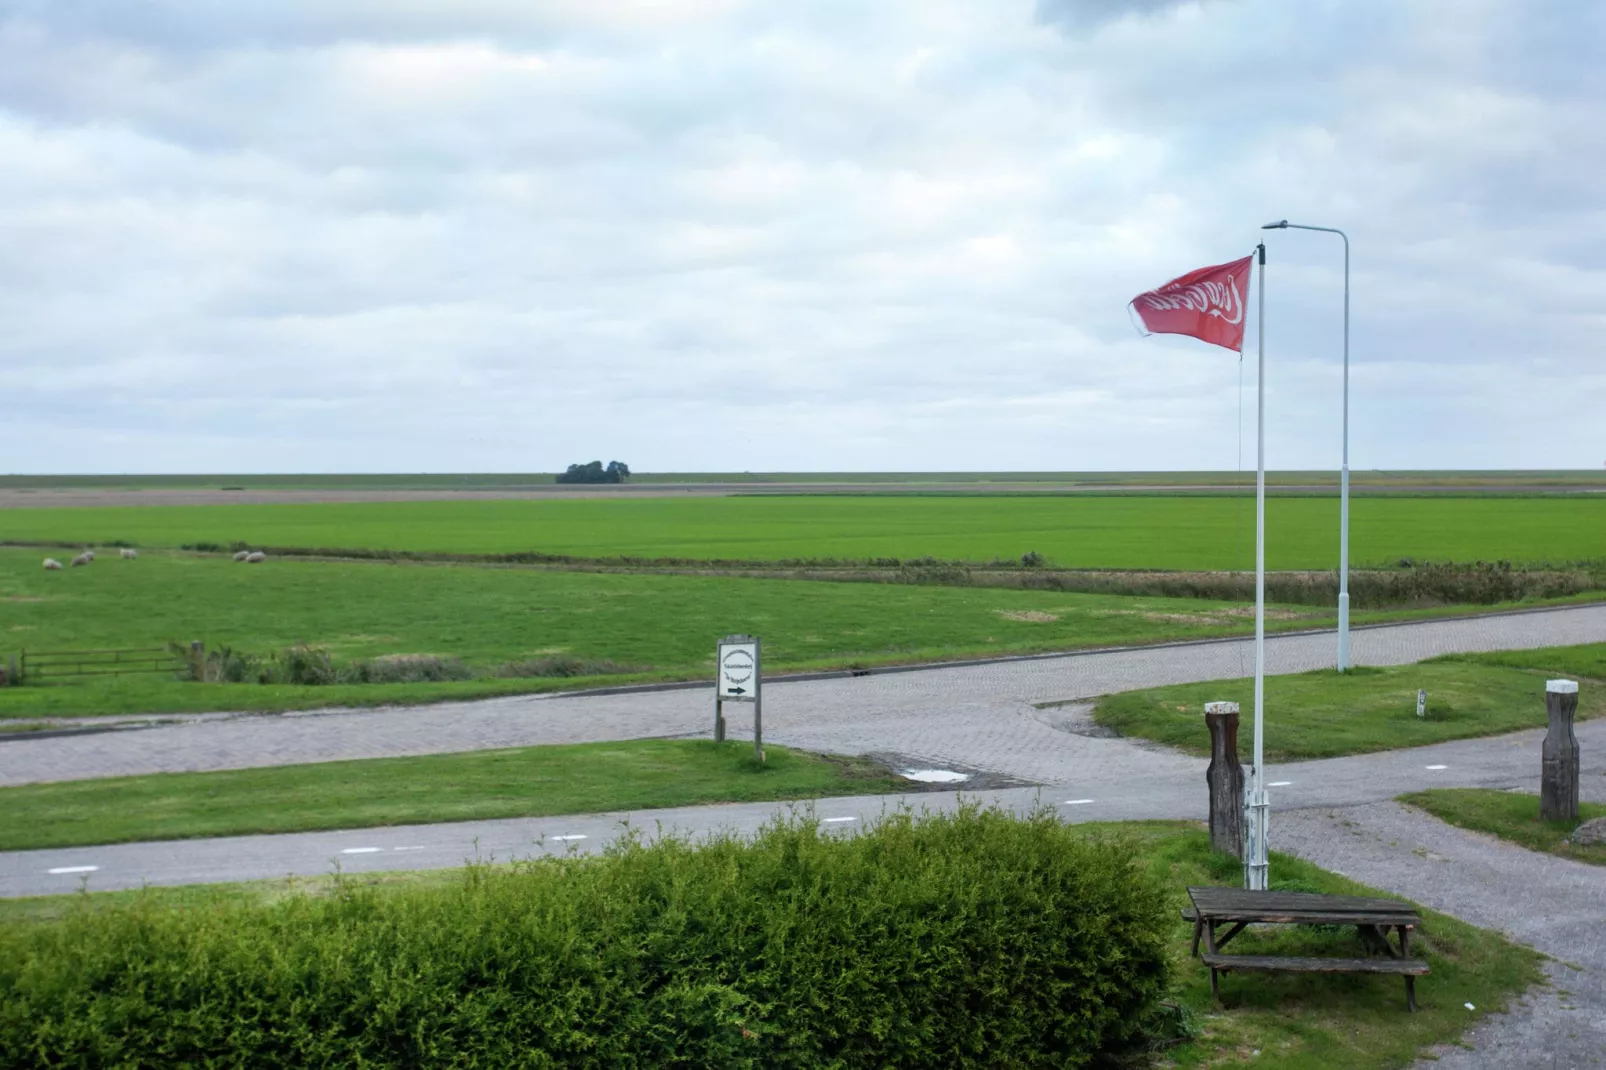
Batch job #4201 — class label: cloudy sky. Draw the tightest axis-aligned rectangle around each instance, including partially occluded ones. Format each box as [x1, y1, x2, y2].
[1, 0, 1601, 474]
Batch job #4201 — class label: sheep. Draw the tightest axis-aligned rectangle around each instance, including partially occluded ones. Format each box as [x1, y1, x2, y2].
[84, 550, 95, 561]
[42, 558, 63, 571]
[70, 553, 92, 568]
[120, 548, 138, 559]
[245, 551, 267, 564]
[233, 550, 251, 562]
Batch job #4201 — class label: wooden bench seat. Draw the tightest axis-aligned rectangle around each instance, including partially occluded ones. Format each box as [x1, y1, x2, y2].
[1202, 953, 1429, 1010]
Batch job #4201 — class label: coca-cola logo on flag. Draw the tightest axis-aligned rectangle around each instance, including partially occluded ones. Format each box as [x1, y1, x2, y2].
[1129, 254, 1253, 353]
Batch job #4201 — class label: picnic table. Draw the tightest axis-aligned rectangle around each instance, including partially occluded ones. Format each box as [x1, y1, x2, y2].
[1184, 886, 1430, 1011]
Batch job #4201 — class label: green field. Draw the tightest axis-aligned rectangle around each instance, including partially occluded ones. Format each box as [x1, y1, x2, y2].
[1093, 647, 1606, 760]
[0, 740, 903, 851]
[7, 495, 1606, 568]
[0, 547, 1348, 717]
[1401, 789, 1606, 866]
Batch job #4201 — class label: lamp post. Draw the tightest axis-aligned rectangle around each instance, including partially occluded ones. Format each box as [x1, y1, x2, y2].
[1262, 219, 1351, 672]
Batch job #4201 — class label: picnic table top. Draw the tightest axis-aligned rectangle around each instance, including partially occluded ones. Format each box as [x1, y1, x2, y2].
[1186, 886, 1421, 926]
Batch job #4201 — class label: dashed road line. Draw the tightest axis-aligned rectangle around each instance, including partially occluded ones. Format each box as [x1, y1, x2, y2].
[340, 847, 382, 854]
[47, 865, 99, 875]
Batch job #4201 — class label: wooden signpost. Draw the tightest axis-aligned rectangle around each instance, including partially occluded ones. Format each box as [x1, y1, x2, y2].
[716, 634, 763, 763]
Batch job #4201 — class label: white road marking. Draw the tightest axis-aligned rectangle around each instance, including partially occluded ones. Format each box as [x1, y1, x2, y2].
[1425, 765, 1449, 771]
[1269, 781, 1292, 787]
[392, 846, 427, 852]
[551, 834, 587, 842]
[1062, 799, 1095, 806]
[341, 847, 382, 854]
[823, 817, 858, 823]
[47, 865, 99, 875]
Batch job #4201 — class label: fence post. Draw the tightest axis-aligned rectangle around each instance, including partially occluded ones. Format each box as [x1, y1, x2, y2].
[1204, 701, 1245, 857]
[1541, 679, 1579, 822]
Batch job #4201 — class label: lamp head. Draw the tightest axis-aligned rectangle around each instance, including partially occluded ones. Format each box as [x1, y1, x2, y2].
[1261, 219, 1288, 229]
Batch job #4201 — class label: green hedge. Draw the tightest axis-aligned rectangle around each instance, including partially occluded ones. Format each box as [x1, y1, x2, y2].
[0, 805, 1170, 1068]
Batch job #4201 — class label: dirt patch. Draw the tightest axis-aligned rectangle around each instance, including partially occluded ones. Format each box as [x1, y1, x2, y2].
[995, 609, 1060, 623]
[2, 596, 53, 603]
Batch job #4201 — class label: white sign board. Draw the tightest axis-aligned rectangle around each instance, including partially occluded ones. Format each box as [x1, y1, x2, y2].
[1416, 689, 1427, 718]
[718, 639, 759, 701]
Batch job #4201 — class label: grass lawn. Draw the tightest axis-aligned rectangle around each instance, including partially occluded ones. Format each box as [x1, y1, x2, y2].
[0, 546, 1353, 718]
[0, 822, 1544, 1069]
[1093, 655, 1606, 761]
[6, 494, 1606, 568]
[0, 740, 904, 852]
[1400, 789, 1606, 866]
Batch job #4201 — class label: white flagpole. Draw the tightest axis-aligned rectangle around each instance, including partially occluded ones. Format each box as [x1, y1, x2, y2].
[1246, 241, 1270, 891]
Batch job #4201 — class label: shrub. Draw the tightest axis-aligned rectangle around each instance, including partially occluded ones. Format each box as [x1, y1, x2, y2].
[0, 805, 1171, 1068]
[170, 642, 266, 683]
[339, 653, 474, 684]
[496, 654, 635, 678]
[274, 644, 336, 686]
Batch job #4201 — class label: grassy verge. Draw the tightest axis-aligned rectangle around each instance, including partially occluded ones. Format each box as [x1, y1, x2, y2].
[1400, 789, 1606, 866]
[1093, 651, 1606, 761]
[0, 822, 1544, 1069]
[0, 740, 905, 852]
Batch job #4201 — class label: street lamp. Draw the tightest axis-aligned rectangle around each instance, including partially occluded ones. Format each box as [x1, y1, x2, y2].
[1262, 219, 1352, 672]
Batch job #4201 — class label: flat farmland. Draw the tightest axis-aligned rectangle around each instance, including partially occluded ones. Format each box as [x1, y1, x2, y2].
[4, 495, 1605, 569]
[0, 547, 1343, 718]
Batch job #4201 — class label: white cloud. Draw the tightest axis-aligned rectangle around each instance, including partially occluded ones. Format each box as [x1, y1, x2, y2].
[0, 0, 1601, 473]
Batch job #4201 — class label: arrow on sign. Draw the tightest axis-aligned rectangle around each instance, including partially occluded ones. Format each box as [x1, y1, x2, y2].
[727, 685, 746, 695]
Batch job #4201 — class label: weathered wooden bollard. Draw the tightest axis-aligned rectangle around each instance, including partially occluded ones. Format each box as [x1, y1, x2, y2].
[1541, 679, 1579, 822]
[1204, 701, 1245, 857]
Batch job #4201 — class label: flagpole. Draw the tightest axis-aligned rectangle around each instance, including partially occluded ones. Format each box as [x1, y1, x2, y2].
[1246, 241, 1269, 891]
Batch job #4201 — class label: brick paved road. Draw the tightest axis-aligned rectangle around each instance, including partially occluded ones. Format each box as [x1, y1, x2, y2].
[5, 604, 1604, 788]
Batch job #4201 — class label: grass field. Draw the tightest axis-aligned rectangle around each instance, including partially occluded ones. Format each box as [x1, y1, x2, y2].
[0, 740, 903, 851]
[6, 495, 1606, 568]
[1093, 646, 1606, 760]
[1401, 789, 1606, 866]
[0, 822, 1543, 1069]
[0, 546, 1349, 717]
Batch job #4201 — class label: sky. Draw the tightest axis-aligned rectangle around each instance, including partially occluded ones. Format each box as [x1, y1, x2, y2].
[1, 0, 1602, 474]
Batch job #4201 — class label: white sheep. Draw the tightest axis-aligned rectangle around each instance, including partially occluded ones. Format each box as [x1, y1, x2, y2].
[70, 553, 92, 568]
[120, 548, 138, 559]
[246, 551, 266, 564]
[84, 550, 95, 561]
[233, 550, 251, 562]
[42, 558, 63, 571]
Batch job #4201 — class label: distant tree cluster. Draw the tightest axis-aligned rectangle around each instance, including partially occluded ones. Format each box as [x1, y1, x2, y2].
[557, 460, 631, 484]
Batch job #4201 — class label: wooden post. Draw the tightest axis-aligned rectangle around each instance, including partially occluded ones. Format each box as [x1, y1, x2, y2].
[714, 696, 725, 742]
[1204, 701, 1245, 858]
[1541, 679, 1579, 822]
[754, 689, 764, 764]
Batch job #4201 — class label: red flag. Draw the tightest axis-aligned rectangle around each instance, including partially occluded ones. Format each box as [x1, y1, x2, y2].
[1129, 255, 1253, 353]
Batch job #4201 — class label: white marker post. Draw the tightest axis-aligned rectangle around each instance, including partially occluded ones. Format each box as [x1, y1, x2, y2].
[716, 634, 763, 763]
